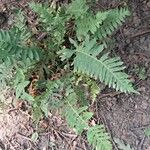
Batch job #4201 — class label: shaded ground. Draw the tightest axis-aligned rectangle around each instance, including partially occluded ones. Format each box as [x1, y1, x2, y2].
[95, 0, 150, 150]
[0, 0, 150, 150]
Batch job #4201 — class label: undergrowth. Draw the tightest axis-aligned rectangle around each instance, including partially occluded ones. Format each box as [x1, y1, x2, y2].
[0, 0, 137, 149]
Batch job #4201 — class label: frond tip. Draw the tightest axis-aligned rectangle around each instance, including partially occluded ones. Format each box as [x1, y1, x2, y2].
[87, 125, 112, 150]
[95, 7, 130, 39]
[64, 104, 93, 134]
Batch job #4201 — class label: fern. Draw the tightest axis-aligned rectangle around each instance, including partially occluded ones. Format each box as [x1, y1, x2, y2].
[60, 37, 136, 93]
[75, 12, 108, 39]
[29, 2, 54, 24]
[0, 63, 13, 90]
[64, 90, 112, 150]
[66, 0, 130, 40]
[95, 8, 130, 39]
[39, 80, 64, 116]
[66, 0, 89, 18]
[14, 69, 34, 102]
[0, 1, 137, 150]
[64, 104, 92, 134]
[0, 29, 40, 67]
[87, 125, 112, 150]
[32, 76, 112, 150]
[14, 10, 31, 41]
[64, 103, 112, 150]
[114, 138, 134, 150]
[0, 29, 21, 61]
[29, 2, 67, 44]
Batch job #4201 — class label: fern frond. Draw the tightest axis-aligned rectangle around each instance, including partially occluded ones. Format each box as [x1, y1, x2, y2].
[40, 80, 64, 116]
[64, 102, 93, 134]
[29, 2, 56, 25]
[75, 11, 108, 39]
[66, 0, 89, 18]
[87, 79, 100, 101]
[0, 29, 21, 60]
[0, 28, 40, 64]
[114, 138, 134, 150]
[74, 38, 135, 93]
[96, 8, 130, 39]
[29, 2, 67, 44]
[87, 125, 112, 150]
[0, 63, 13, 90]
[64, 91, 112, 149]
[60, 37, 136, 93]
[14, 10, 31, 41]
[14, 70, 34, 102]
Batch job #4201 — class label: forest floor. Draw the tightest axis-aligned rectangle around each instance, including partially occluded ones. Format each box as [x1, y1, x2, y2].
[0, 0, 150, 150]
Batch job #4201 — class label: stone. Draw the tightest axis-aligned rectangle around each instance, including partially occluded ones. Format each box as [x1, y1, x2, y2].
[147, 1, 150, 8]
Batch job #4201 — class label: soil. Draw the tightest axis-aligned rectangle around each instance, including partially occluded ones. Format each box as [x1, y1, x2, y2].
[0, 0, 150, 150]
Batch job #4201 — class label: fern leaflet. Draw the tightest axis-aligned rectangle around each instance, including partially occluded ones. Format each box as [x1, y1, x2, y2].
[87, 125, 112, 150]
[95, 8, 130, 39]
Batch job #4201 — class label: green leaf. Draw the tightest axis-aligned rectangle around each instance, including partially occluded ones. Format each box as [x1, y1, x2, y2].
[32, 105, 43, 123]
[145, 128, 150, 136]
[16, 81, 30, 99]
[31, 132, 39, 142]
[67, 0, 89, 18]
[87, 125, 112, 150]
[72, 38, 136, 93]
[64, 103, 92, 134]
[21, 92, 34, 102]
[114, 138, 134, 150]
[95, 8, 130, 39]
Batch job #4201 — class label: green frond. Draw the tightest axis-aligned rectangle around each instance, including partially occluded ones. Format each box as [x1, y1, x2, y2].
[66, 0, 89, 18]
[29, 2, 67, 44]
[0, 28, 40, 65]
[14, 69, 34, 102]
[29, 2, 54, 24]
[32, 105, 43, 123]
[87, 79, 100, 101]
[74, 43, 135, 93]
[58, 47, 75, 61]
[14, 10, 31, 41]
[0, 29, 21, 60]
[74, 85, 89, 106]
[87, 125, 112, 150]
[39, 80, 64, 116]
[75, 11, 108, 39]
[64, 103, 93, 134]
[0, 63, 13, 90]
[60, 37, 136, 93]
[114, 138, 134, 150]
[96, 8, 130, 39]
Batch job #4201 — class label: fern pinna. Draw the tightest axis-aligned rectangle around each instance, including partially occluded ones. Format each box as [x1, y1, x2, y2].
[35, 78, 112, 150]
[0, 0, 137, 150]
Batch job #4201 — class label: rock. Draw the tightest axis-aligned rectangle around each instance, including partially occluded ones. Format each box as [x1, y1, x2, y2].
[141, 101, 148, 109]
[140, 37, 146, 43]
[147, 1, 150, 8]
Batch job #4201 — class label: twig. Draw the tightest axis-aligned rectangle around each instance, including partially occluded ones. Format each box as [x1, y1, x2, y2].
[61, 131, 77, 138]
[100, 111, 120, 150]
[131, 29, 150, 39]
[0, 139, 5, 150]
[5, 138, 16, 150]
[131, 124, 150, 130]
[99, 91, 122, 99]
[137, 136, 146, 150]
[17, 132, 32, 141]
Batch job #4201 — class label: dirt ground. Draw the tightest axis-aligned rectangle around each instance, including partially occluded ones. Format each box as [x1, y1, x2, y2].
[95, 0, 150, 150]
[0, 0, 150, 150]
